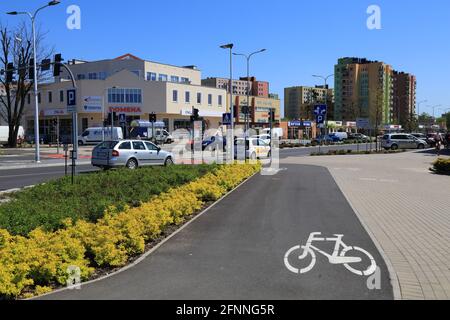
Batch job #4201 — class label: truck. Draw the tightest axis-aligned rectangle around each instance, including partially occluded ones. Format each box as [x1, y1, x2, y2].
[129, 120, 174, 144]
[0, 126, 25, 145]
[78, 127, 124, 146]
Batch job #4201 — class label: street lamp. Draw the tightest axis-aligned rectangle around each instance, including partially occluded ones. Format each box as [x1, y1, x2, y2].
[220, 43, 234, 158]
[416, 100, 427, 120]
[7, 0, 61, 163]
[233, 49, 266, 139]
[428, 104, 442, 121]
[312, 74, 334, 135]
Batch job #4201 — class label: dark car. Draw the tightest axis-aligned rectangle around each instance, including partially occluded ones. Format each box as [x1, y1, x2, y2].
[202, 136, 227, 151]
[312, 135, 340, 146]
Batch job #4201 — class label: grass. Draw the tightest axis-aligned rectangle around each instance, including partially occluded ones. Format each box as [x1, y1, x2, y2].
[0, 164, 218, 236]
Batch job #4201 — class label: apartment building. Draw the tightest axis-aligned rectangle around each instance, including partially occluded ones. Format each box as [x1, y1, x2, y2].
[202, 77, 269, 98]
[393, 71, 417, 127]
[334, 57, 394, 125]
[23, 54, 227, 138]
[284, 85, 334, 120]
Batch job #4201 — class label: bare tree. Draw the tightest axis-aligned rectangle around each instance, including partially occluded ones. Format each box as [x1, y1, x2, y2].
[0, 23, 52, 147]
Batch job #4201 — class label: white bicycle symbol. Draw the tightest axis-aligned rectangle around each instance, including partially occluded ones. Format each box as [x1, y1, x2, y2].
[284, 232, 377, 276]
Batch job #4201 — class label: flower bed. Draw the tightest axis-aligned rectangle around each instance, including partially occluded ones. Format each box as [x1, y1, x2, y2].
[430, 158, 450, 175]
[0, 163, 260, 299]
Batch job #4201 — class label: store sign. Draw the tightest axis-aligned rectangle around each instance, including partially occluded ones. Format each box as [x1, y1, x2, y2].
[43, 109, 68, 117]
[109, 107, 142, 115]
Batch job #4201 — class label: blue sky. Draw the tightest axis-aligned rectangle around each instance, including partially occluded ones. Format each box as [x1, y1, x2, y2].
[1, 0, 450, 117]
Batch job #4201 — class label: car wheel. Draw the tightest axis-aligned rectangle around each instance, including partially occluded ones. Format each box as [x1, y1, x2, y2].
[391, 144, 399, 151]
[126, 158, 138, 170]
[250, 153, 257, 160]
[164, 157, 174, 166]
[78, 141, 84, 146]
[418, 144, 425, 150]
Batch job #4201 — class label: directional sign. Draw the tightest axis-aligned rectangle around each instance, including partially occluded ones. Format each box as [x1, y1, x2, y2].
[314, 104, 327, 116]
[222, 113, 232, 125]
[357, 118, 371, 130]
[67, 89, 77, 113]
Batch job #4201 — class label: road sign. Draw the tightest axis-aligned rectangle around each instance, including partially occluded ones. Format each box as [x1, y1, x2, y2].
[314, 104, 327, 116]
[357, 118, 371, 129]
[67, 89, 77, 113]
[119, 113, 127, 125]
[316, 115, 325, 125]
[222, 113, 232, 125]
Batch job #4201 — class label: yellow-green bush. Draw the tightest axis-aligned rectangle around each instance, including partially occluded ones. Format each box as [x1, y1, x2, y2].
[0, 163, 260, 299]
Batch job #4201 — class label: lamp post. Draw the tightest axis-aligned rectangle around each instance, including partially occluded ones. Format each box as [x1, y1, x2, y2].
[233, 49, 266, 140]
[7, 1, 61, 163]
[220, 43, 234, 158]
[312, 74, 334, 136]
[428, 104, 442, 123]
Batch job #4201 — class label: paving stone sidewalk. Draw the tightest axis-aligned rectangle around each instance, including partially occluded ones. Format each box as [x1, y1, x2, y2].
[283, 151, 450, 300]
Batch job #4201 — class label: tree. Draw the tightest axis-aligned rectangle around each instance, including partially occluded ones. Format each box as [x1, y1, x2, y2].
[0, 23, 51, 147]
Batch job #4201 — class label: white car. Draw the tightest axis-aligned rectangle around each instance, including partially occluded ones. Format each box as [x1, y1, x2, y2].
[235, 138, 271, 160]
[251, 134, 271, 145]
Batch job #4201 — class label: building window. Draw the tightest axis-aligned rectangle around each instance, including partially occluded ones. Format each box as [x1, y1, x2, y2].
[208, 94, 212, 106]
[171, 76, 179, 83]
[197, 93, 202, 104]
[99, 72, 107, 80]
[181, 77, 189, 83]
[147, 72, 157, 81]
[159, 74, 168, 82]
[88, 73, 97, 80]
[185, 91, 190, 103]
[131, 70, 140, 78]
[60, 90, 64, 102]
[108, 88, 142, 104]
[77, 74, 86, 80]
[173, 90, 178, 102]
[48, 91, 53, 103]
[218, 95, 223, 106]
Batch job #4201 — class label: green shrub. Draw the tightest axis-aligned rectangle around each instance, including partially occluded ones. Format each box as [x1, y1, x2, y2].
[431, 158, 450, 175]
[0, 165, 217, 236]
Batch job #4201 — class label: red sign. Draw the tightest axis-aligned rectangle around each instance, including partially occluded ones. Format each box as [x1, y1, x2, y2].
[109, 107, 142, 114]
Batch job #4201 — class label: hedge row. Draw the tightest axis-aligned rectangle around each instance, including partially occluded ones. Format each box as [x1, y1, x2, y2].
[0, 165, 217, 236]
[0, 163, 260, 299]
[431, 158, 450, 175]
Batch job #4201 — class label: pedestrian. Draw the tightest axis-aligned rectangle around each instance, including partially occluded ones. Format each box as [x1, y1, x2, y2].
[434, 132, 443, 156]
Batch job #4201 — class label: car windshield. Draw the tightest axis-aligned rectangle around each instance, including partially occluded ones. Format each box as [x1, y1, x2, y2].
[96, 141, 119, 150]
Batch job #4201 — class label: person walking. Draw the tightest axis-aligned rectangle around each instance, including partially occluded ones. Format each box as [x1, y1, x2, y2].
[434, 133, 443, 156]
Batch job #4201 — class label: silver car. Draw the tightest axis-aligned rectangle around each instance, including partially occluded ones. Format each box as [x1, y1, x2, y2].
[92, 140, 174, 169]
[382, 134, 428, 150]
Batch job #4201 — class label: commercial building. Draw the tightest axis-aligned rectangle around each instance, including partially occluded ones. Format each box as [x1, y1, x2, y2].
[232, 95, 281, 128]
[202, 77, 269, 98]
[334, 57, 394, 125]
[23, 54, 227, 140]
[393, 71, 417, 128]
[284, 85, 334, 120]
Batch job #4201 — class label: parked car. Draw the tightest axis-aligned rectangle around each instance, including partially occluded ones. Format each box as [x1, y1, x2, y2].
[78, 127, 123, 146]
[311, 135, 340, 146]
[410, 133, 427, 141]
[251, 134, 271, 145]
[348, 133, 370, 142]
[91, 140, 174, 170]
[234, 138, 271, 160]
[382, 134, 428, 150]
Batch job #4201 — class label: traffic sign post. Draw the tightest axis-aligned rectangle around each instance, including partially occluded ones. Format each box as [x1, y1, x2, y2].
[222, 113, 232, 126]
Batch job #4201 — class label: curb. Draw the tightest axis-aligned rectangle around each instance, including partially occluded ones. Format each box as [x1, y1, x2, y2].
[31, 170, 260, 300]
[0, 161, 92, 171]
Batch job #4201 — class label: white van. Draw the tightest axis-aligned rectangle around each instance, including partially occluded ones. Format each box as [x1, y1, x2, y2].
[0, 126, 25, 145]
[78, 127, 123, 146]
[330, 132, 348, 141]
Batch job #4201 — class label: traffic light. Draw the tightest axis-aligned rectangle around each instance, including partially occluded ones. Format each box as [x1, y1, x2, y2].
[53, 54, 63, 77]
[52, 118, 58, 127]
[149, 113, 157, 123]
[28, 59, 35, 80]
[268, 109, 276, 123]
[242, 106, 250, 115]
[41, 59, 51, 71]
[190, 108, 200, 122]
[6, 63, 14, 83]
